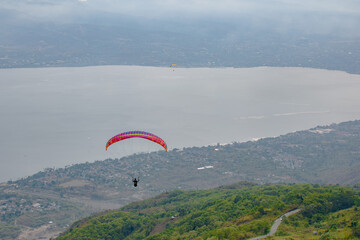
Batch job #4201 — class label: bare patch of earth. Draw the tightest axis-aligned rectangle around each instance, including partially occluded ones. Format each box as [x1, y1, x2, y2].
[16, 224, 62, 240]
[149, 217, 177, 236]
[59, 180, 92, 188]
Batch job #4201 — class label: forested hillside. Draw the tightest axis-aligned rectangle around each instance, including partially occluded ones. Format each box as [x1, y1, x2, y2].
[1, 120, 360, 239]
[57, 183, 360, 240]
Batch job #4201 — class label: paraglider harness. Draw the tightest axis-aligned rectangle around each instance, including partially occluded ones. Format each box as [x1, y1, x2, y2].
[132, 177, 139, 187]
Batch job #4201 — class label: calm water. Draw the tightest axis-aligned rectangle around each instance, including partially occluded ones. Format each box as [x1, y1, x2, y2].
[1, 66, 360, 182]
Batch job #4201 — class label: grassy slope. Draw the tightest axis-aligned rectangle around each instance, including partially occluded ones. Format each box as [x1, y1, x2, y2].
[57, 183, 360, 240]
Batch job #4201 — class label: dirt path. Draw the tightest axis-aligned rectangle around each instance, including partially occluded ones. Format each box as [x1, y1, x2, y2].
[248, 209, 301, 240]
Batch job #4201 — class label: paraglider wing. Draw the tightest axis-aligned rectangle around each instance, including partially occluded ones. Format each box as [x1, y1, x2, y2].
[106, 131, 167, 151]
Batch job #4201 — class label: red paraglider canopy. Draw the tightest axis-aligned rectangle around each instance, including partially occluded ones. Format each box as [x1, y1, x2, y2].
[106, 131, 167, 151]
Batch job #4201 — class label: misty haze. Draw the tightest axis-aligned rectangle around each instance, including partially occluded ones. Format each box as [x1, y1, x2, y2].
[1, 0, 360, 239]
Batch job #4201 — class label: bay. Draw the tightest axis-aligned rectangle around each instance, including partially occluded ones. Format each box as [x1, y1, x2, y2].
[1, 66, 360, 182]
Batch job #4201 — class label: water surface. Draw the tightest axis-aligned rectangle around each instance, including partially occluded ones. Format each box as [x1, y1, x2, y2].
[1, 66, 360, 182]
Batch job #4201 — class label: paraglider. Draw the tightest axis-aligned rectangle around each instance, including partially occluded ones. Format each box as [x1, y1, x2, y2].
[106, 131, 167, 151]
[106, 131, 167, 187]
[169, 64, 176, 71]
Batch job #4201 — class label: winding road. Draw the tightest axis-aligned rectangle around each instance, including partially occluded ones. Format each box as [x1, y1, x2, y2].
[248, 209, 301, 240]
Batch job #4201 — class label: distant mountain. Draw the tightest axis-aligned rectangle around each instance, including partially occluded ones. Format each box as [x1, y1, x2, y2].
[1, 120, 360, 239]
[56, 183, 360, 240]
[1, 2, 360, 73]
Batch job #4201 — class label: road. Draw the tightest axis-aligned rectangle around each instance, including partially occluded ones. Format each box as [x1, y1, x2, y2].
[248, 209, 301, 240]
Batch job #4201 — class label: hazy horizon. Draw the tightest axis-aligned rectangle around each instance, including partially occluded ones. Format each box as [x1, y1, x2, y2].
[1, 0, 360, 72]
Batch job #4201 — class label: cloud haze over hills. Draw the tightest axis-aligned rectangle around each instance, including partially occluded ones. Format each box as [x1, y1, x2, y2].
[0, 0, 359, 71]
[2, 0, 360, 16]
[2, 0, 360, 33]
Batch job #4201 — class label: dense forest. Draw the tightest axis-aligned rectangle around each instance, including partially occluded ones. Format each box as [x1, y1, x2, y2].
[57, 182, 360, 240]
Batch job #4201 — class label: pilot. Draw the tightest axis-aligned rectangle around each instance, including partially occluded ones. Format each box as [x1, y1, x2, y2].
[132, 177, 139, 187]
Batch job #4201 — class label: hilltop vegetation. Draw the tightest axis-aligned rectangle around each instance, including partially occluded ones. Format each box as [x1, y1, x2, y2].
[1, 120, 360, 239]
[57, 183, 360, 240]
